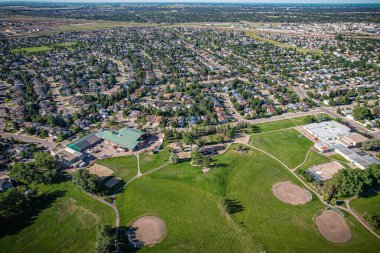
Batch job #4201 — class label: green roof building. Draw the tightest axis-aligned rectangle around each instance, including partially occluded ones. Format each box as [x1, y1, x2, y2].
[96, 128, 146, 151]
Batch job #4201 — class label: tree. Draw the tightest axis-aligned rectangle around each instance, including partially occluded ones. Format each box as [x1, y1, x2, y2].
[72, 169, 102, 194]
[353, 107, 371, 120]
[0, 186, 37, 222]
[202, 156, 211, 168]
[332, 169, 372, 197]
[191, 147, 203, 165]
[169, 151, 179, 164]
[94, 224, 114, 253]
[362, 139, 380, 151]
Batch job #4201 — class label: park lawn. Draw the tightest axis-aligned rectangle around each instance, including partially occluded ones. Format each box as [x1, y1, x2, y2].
[11, 42, 77, 53]
[245, 31, 322, 55]
[116, 145, 380, 252]
[97, 155, 138, 182]
[0, 181, 114, 253]
[350, 192, 380, 234]
[139, 148, 171, 174]
[251, 114, 327, 133]
[296, 150, 331, 172]
[250, 129, 313, 168]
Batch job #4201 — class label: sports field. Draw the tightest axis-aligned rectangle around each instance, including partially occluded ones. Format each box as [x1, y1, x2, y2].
[11, 42, 77, 53]
[0, 181, 114, 253]
[351, 192, 380, 234]
[115, 144, 380, 252]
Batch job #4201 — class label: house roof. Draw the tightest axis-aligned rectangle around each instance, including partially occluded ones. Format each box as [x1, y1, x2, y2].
[67, 132, 102, 151]
[97, 128, 145, 150]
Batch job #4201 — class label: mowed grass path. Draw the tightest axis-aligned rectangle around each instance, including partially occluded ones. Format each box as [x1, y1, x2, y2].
[251, 129, 313, 168]
[97, 155, 138, 181]
[0, 181, 114, 253]
[116, 144, 380, 252]
[139, 148, 171, 174]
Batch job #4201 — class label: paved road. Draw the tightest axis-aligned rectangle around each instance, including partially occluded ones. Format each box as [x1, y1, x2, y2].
[2, 133, 57, 149]
[320, 107, 380, 139]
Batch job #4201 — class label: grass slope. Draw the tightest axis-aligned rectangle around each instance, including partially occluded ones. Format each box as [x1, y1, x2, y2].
[139, 148, 171, 174]
[0, 181, 114, 253]
[11, 42, 77, 53]
[97, 155, 138, 181]
[251, 129, 313, 168]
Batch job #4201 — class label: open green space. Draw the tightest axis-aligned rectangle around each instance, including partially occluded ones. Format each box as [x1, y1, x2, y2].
[250, 129, 313, 168]
[296, 150, 332, 172]
[351, 192, 380, 234]
[97, 155, 138, 181]
[0, 181, 114, 253]
[116, 144, 380, 252]
[245, 31, 322, 55]
[11, 42, 77, 53]
[139, 148, 171, 174]
[251, 115, 317, 133]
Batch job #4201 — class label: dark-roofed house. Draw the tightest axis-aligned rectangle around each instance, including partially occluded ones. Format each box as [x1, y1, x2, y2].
[67, 132, 103, 152]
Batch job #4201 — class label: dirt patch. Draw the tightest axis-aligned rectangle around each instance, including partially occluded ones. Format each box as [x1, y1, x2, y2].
[316, 210, 351, 243]
[272, 181, 311, 205]
[128, 216, 166, 247]
[88, 164, 113, 177]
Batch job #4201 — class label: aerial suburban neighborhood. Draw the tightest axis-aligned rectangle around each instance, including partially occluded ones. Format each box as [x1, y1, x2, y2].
[0, 1, 379, 253]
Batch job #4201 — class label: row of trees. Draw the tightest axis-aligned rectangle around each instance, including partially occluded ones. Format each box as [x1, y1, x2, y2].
[10, 152, 58, 184]
[322, 164, 380, 199]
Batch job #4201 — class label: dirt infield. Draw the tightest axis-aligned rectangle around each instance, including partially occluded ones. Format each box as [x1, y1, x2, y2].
[128, 216, 166, 247]
[272, 181, 311, 205]
[316, 210, 351, 243]
[88, 164, 113, 177]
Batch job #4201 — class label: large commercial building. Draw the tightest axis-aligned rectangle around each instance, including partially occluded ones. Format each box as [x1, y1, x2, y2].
[67, 128, 147, 153]
[303, 121, 378, 169]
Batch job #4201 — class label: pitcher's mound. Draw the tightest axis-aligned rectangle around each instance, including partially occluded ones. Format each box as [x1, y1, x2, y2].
[316, 210, 351, 243]
[272, 181, 311, 205]
[128, 216, 166, 247]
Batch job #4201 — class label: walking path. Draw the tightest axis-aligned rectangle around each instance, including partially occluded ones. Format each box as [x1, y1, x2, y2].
[243, 142, 380, 240]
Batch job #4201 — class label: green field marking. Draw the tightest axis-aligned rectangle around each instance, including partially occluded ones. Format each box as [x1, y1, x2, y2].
[97, 155, 138, 181]
[251, 115, 317, 134]
[0, 181, 114, 253]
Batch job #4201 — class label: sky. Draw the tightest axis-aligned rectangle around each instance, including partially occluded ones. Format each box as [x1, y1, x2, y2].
[1, 0, 380, 4]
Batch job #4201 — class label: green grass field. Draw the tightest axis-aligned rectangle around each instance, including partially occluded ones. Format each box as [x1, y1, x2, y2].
[0, 181, 114, 253]
[351, 192, 380, 234]
[97, 155, 138, 181]
[139, 148, 171, 174]
[251, 115, 318, 133]
[115, 144, 380, 252]
[250, 129, 313, 168]
[245, 31, 322, 55]
[11, 42, 77, 53]
[296, 150, 332, 172]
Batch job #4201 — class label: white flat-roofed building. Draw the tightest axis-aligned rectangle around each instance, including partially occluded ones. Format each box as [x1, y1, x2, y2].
[304, 121, 351, 147]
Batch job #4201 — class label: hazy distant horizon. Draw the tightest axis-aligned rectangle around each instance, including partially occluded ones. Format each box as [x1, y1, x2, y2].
[1, 0, 380, 4]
